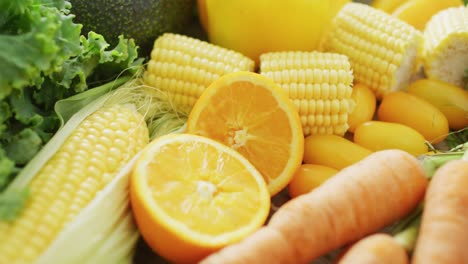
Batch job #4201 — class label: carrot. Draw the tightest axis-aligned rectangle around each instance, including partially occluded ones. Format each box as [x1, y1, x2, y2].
[336, 233, 409, 264]
[412, 159, 468, 264]
[196, 226, 296, 264]
[200, 150, 428, 264]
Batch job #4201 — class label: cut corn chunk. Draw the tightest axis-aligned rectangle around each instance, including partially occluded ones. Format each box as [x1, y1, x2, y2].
[0, 104, 149, 263]
[143, 33, 255, 114]
[323, 3, 423, 99]
[260, 51, 354, 137]
[423, 6, 468, 87]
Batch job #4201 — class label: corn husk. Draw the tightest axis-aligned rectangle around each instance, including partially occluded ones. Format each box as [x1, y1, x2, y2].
[2, 74, 186, 263]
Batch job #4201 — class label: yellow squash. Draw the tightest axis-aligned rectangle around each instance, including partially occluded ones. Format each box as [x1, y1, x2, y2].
[354, 121, 428, 156]
[288, 164, 338, 198]
[407, 79, 468, 130]
[347, 83, 376, 133]
[377, 91, 449, 144]
[303, 134, 373, 170]
[392, 0, 463, 31]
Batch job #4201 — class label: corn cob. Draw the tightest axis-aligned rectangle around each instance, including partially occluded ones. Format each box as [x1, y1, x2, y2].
[260, 51, 354, 137]
[143, 33, 255, 114]
[0, 103, 149, 263]
[423, 6, 468, 87]
[323, 3, 423, 100]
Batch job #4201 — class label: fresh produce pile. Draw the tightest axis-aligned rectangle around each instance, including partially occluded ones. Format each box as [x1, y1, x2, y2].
[0, 0, 467, 263]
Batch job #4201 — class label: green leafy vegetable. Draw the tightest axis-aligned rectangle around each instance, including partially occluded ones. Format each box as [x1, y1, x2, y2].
[0, 189, 29, 221]
[0, 149, 16, 190]
[0, 0, 142, 196]
[445, 128, 468, 149]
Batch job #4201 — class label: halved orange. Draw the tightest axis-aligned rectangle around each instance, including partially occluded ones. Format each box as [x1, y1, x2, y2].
[186, 71, 304, 196]
[130, 133, 270, 264]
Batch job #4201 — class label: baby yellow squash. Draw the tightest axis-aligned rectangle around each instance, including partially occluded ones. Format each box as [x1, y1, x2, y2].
[303, 134, 372, 170]
[377, 91, 449, 144]
[348, 83, 377, 133]
[354, 121, 428, 156]
[407, 79, 468, 130]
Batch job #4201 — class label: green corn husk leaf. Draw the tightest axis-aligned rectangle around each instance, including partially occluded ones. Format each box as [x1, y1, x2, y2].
[87, 212, 140, 263]
[2, 73, 187, 262]
[54, 75, 132, 126]
[419, 142, 468, 178]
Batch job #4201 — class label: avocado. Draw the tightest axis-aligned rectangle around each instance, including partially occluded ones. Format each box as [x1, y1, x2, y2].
[70, 0, 195, 56]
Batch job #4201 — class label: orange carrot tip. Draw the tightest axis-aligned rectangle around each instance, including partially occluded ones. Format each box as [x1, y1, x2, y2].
[412, 159, 468, 264]
[336, 233, 409, 264]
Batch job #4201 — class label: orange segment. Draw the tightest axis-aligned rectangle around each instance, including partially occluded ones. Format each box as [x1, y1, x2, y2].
[130, 133, 270, 264]
[186, 71, 304, 196]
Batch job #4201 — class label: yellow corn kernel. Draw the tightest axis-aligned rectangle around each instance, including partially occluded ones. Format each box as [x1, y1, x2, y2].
[423, 6, 468, 87]
[0, 104, 149, 263]
[143, 33, 255, 114]
[323, 3, 423, 100]
[260, 51, 354, 137]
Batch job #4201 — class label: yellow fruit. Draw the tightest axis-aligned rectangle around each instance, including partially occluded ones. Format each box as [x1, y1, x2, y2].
[347, 83, 377, 133]
[130, 133, 270, 264]
[407, 79, 468, 130]
[186, 71, 304, 196]
[303, 134, 373, 170]
[354, 121, 429, 156]
[288, 164, 338, 198]
[372, 0, 409, 13]
[198, 0, 350, 63]
[377, 91, 449, 144]
[392, 0, 463, 30]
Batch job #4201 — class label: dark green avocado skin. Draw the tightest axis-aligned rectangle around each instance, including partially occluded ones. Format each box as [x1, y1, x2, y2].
[70, 0, 195, 56]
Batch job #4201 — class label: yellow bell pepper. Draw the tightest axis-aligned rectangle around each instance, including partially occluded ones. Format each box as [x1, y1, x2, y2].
[372, 0, 408, 13]
[197, 0, 350, 63]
